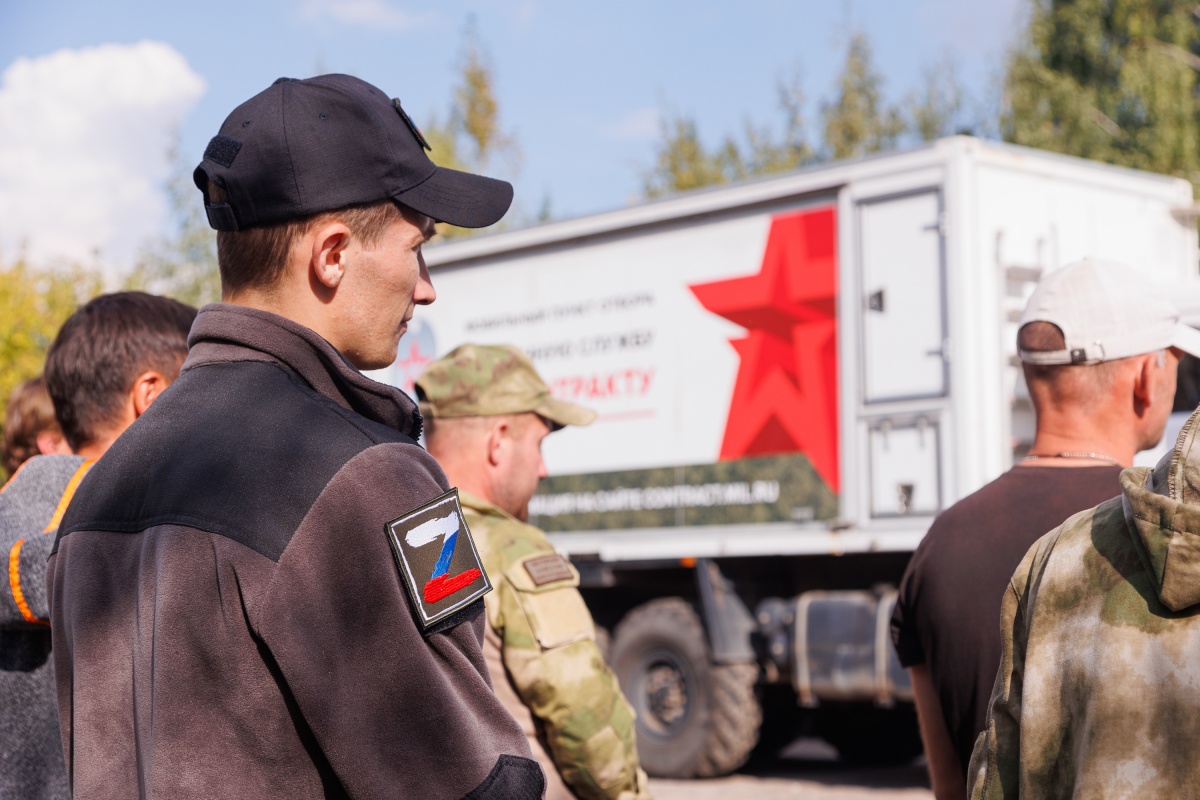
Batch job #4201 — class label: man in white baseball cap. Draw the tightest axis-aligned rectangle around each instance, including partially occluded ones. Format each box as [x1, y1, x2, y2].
[967, 269, 1200, 795]
[1017, 257, 1200, 367]
[892, 257, 1200, 800]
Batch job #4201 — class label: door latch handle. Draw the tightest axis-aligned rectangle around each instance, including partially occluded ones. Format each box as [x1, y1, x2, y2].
[925, 339, 951, 362]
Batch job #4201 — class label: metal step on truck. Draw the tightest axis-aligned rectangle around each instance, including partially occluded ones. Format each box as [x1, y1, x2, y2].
[371, 136, 1200, 777]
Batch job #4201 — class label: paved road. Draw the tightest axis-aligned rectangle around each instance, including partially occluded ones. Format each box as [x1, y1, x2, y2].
[649, 738, 933, 800]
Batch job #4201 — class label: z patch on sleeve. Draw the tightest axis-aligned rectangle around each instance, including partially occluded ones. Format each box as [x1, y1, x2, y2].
[386, 489, 491, 631]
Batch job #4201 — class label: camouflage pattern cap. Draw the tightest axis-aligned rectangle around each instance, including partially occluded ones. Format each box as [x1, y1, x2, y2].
[416, 343, 596, 428]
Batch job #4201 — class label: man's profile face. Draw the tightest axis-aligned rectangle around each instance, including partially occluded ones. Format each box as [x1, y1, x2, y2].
[494, 414, 551, 522]
[336, 209, 437, 370]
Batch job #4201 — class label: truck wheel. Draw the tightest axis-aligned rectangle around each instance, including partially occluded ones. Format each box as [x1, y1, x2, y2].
[611, 598, 761, 778]
[817, 705, 923, 765]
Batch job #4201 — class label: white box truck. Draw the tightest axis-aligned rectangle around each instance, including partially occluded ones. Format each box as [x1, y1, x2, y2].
[371, 137, 1200, 776]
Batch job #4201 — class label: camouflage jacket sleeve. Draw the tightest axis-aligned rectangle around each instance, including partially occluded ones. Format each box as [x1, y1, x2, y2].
[477, 511, 651, 800]
[967, 527, 1059, 799]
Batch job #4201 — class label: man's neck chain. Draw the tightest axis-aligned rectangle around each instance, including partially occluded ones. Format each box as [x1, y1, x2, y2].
[1020, 451, 1123, 466]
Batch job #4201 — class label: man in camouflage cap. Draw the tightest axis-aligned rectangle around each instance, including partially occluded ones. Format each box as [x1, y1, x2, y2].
[417, 343, 651, 800]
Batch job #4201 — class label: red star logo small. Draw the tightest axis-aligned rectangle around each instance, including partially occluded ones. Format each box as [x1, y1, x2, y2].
[689, 207, 840, 491]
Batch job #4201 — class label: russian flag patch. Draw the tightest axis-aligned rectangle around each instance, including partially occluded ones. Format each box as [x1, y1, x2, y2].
[386, 489, 490, 631]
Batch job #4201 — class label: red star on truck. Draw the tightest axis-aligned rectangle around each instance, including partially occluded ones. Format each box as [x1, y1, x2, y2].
[688, 206, 840, 492]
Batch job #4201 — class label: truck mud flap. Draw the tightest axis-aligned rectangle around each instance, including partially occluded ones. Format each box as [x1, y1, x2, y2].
[694, 558, 756, 663]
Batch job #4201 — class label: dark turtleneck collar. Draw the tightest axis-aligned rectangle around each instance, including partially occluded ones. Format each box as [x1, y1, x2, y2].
[183, 303, 422, 440]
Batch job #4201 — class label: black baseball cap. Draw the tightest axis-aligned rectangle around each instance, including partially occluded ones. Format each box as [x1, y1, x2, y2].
[193, 74, 513, 231]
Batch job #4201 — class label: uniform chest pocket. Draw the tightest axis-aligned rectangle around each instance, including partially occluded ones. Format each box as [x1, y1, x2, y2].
[507, 552, 595, 650]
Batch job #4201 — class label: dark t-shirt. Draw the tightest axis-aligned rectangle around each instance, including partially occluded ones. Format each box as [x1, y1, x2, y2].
[890, 465, 1122, 774]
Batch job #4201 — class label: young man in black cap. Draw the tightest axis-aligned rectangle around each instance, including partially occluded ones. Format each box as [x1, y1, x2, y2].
[47, 75, 543, 800]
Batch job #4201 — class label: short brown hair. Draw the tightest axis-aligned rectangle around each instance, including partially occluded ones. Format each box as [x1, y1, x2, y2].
[2, 376, 61, 477]
[209, 180, 409, 292]
[44, 292, 198, 451]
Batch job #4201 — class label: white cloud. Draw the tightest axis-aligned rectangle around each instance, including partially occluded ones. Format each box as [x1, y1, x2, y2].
[0, 41, 205, 280]
[602, 108, 660, 142]
[300, 0, 436, 32]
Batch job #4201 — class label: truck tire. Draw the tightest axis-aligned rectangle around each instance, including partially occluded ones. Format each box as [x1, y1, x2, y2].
[611, 598, 761, 778]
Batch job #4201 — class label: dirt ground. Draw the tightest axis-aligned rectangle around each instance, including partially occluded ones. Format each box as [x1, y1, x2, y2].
[647, 738, 934, 800]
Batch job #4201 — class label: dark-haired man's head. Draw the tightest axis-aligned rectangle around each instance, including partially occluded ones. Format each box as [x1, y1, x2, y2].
[1018, 259, 1200, 461]
[44, 292, 197, 457]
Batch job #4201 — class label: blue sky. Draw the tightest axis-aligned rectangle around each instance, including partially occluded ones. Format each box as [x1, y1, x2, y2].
[0, 0, 1022, 278]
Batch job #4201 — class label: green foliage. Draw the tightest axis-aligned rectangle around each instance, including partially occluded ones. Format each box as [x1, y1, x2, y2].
[125, 139, 221, 306]
[906, 55, 967, 142]
[642, 71, 817, 199]
[642, 114, 733, 198]
[1004, 0, 1200, 187]
[423, 24, 520, 239]
[0, 254, 102, 455]
[821, 33, 906, 160]
[640, 33, 968, 199]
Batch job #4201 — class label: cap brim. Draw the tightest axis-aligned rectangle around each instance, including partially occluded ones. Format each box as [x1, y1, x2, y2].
[396, 166, 513, 229]
[1171, 323, 1200, 360]
[535, 396, 596, 429]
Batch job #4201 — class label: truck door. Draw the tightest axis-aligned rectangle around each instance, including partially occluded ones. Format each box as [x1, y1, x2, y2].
[859, 191, 946, 402]
[857, 190, 947, 520]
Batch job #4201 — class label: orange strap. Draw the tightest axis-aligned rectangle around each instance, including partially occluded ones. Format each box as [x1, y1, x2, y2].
[4, 459, 96, 627]
[8, 538, 47, 626]
[0, 459, 29, 497]
[42, 459, 96, 534]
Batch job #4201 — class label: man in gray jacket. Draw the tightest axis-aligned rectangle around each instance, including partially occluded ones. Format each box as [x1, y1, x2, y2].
[48, 74, 542, 799]
[1, 292, 195, 800]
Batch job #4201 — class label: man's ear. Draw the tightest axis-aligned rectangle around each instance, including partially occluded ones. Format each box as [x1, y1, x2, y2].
[131, 370, 171, 418]
[309, 220, 353, 292]
[35, 429, 70, 456]
[1132, 354, 1155, 416]
[486, 419, 510, 468]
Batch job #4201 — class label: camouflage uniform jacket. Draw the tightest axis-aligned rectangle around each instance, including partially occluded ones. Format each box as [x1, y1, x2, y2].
[969, 409, 1200, 799]
[460, 492, 651, 800]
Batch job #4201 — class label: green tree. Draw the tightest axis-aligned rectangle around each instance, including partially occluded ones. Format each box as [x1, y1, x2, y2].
[423, 24, 520, 238]
[742, 71, 817, 174]
[642, 30, 924, 198]
[1004, 0, 1200, 187]
[641, 113, 731, 198]
[906, 55, 967, 142]
[125, 139, 221, 306]
[641, 71, 817, 199]
[0, 254, 102, 464]
[821, 33, 905, 160]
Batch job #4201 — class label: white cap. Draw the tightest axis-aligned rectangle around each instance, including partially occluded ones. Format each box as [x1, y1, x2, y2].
[1018, 258, 1200, 365]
